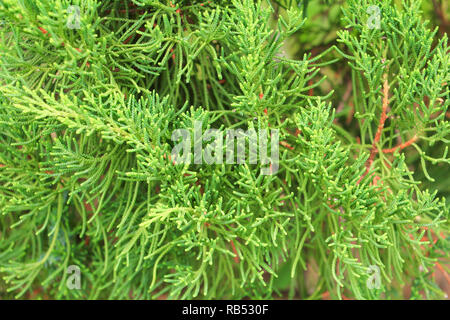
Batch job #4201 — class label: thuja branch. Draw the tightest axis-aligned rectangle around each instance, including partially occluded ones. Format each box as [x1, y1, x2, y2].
[0, 0, 448, 300]
[382, 135, 418, 154]
[358, 74, 390, 184]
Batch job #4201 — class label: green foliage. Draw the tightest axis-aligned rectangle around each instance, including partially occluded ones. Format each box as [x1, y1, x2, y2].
[0, 0, 448, 300]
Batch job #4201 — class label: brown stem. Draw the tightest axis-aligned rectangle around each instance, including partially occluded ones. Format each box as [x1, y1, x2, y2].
[382, 135, 418, 154]
[357, 75, 389, 184]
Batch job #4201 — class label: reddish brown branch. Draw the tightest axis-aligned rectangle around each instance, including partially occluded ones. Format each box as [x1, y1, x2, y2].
[357, 76, 389, 184]
[382, 135, 418, 154]
[280, 141, 294, 150]
[230, 239, 239, 264]
[435, 262, 450, 285]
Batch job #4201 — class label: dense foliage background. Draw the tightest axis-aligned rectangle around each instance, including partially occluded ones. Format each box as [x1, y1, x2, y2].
[0, 0, 448, 299]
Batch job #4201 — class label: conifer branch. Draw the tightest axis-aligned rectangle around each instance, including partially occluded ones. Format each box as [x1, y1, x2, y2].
[0, 0, 448, 300]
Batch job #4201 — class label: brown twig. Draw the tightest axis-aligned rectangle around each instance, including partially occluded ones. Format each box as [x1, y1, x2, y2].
[382, 135, 418, 154]
[230, 239, 239, 264]
[435, 262, 450, 285]
[357, 75, 389, 184]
